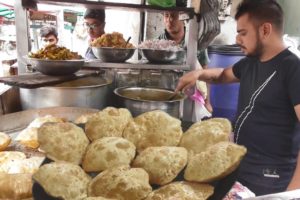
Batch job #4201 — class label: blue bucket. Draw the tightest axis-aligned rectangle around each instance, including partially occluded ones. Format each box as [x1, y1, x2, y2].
[208, 45, 244, 122]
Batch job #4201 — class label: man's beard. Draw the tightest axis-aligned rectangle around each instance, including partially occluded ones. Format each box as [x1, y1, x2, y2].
[248, 39, 263, 58]
[247, 31, 264, 58]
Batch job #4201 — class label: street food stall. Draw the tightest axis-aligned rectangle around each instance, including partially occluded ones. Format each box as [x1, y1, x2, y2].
[4, 0, 221, 121]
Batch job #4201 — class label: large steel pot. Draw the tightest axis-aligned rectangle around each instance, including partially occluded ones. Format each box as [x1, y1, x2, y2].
[20, 76, 113, 110]
[114, 87, 185, 118]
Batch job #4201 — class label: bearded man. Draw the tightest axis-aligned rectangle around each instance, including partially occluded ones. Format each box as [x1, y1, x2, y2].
[175, 0, 300, 196]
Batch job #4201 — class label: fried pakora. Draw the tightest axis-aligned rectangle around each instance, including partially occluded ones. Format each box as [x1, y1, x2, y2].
[29, 44, 82, 60]
[91, 32, 134, 48]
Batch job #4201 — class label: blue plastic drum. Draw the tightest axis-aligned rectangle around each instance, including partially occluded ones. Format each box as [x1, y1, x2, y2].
[208, 45, 244, 122]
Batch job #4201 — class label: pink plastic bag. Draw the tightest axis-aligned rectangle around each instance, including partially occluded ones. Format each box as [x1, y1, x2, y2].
[184, 87, 205, 105]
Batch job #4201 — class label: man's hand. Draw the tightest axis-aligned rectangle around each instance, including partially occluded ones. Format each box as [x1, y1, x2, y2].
[204, 99, 213, 113]
[175, 67, 236, 93]
[175, 69, 202, 93]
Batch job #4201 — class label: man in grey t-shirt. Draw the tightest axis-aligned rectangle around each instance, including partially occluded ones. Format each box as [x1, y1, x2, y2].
[158, 11, 210, 67]
[158, 11, 212, 113]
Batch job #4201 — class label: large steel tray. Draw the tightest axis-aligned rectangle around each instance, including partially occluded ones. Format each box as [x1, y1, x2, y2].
[0, 107, 99, 157]
[0, 108, 237, 200]
[33, 120, 237, 200]
[0, 107, 99, 134]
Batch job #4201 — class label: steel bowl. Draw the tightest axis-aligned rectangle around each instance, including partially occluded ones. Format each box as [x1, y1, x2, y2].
[140, 48, 185, 64]
[91, 47, 135, 63]
[114, 87, 185, 118]
[26, 57, 85, 76]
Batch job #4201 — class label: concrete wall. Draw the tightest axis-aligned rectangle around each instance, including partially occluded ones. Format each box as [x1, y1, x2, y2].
[230, 0, 242, 17]
[277, 0, 300, 39]
[231, 0, 300, 38]
[145, 13, 164, 40]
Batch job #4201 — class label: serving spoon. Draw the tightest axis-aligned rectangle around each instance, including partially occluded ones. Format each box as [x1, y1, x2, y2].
[124, 37, 132, 48]
[167, 92, 178, 101]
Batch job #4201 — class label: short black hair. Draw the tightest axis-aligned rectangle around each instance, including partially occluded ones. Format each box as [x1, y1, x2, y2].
[84, 9, 105, 23]
[40, 25, 58, 38]
[235, 0, 284, 34]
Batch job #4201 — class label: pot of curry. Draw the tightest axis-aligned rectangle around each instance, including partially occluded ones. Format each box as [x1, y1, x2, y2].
[114, 87, 185, 118]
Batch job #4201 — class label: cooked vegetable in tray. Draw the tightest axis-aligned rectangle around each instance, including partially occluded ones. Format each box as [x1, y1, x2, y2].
[29, 44, 82, 60]
[91, 32, 134, 48]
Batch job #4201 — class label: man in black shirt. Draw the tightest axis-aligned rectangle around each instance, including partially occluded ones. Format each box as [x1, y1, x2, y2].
[175, 0, 300, 196]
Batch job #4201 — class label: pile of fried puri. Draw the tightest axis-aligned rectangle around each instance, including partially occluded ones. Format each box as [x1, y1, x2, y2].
[0, 115, 67, 199]
[0, 107, 247, 200]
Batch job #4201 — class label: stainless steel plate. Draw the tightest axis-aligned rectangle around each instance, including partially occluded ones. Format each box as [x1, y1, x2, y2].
[0, 107, 99, 134]
[0, 107, 98, 158]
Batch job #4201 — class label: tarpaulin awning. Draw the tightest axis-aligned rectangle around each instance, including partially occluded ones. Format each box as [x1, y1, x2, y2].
[0, 9, 14, 19]
[0, 1, 14, 19]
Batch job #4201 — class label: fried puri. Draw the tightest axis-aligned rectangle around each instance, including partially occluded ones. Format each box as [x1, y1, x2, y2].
[15, 115, 65, 149]
[180, 118, 231, 156]
[38, 122, 89, 165]
[88, 165, 152, 200]
[33, 161, 91, 200]
[132, 146, 187, 185]
[123, 110, 182, 152]
[145, 181, 214, 200]
[83, 137, 136, 172]
[184, 141, 247, 183]
[85, 107, 133, 141]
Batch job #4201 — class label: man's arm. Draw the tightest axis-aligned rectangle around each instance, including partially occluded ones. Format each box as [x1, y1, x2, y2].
[175, 66, 239, 92]
[287, 104, 300, 191]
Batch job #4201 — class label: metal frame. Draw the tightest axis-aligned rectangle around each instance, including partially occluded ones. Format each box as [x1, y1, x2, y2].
[182, 0, 201, 121]
[15, 0, 203, 122]
[15, 0, 32, 73]
[84, 60, 190, 70]
[22, 0, 195, 17]
[16, 0, 197, 72]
